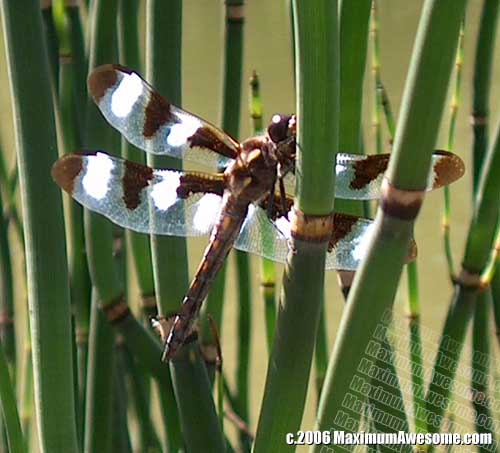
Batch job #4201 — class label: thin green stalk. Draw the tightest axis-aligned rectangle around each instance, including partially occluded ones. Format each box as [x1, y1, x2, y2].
[473, 0, 500, 350]
[369, 330, 411, 451]
[371, 0, 383, 155]
[492, 265, 500, 346]
[82, 3, 122, 451]
[41, 1, 59, 91]
[218, 9, 248, 443]
[262, 259, 277, 352]
[84, 291, 115, 453]
[0, 345, 25, 453]
[19, 328, 32, 448]
[122, 345, 162, 453]
[313, 1, 466, 447]
[370, 3, 414, 437]
[146, 2, 219, 451]
[112, 342, 132, 453]
[0, 151, 23, 248]
[467, 3, 499, 440]
[406, 262, 426, 434]
[336, 0, 370, 217]
[66, 1, 87, 135]
[472, 0, 499, 193]
[170, 343, 226, 453]
[199, 0, 246, 373]
[1, 1, 79, 451]
[145, 0, 188, 319]
[442, 21, 464, 279]
[84, 0, 121, 306]
[254, 1, 338, 451]
[117, 0, 156, 313]
[471, 290, 496, 448]
[58, 28, 91, 432]
[0, 195, 15, 375]
[314, 307, 328, 403]
[235, 251, 251, 451]
[249, 71, 277, 352]
[426, 118, 500, 436]
[481, 222, 500, 286]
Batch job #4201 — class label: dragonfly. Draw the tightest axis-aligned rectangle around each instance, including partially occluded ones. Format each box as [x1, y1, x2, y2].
[51, 64, 465, 360]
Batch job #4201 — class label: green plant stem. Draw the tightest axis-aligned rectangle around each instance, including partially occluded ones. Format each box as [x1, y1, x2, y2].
[335, 0, 370, 217]
[19, 330, 32, 448]
[117, 0, 156, 316]
[471, 290, 495, 447]
[253, 1, 338, 451]
[370, 4, 414, 437]
[426, 118, 500, 437]
[472, 0, 500, 350]
[41, 1, 59, 91]
[171, 343, 226, 453]
[84, 292, 115, 452]
[200, 0, 246, 368]
[122, 345, 162, 452]
[371, 0, 383, 154]
[313, 1, 466, 447]
[58, 36, 91, 431]
[66, 1, 87, 134]
[211, 3, 248, 447]
[248, 71, 277, 352]
[84, 0, 121, 304]
[472, 0, 499, 193]
[492, 267, 500, 346]
[82, 3, 124, 452]
[1, 2, 79, 451]
[146, 2, 221, 451]
[314, 306, 328, 403]
[0, 345, 25, 453]
[261, 259, 276, 352]
[145, 0, 188, 319]
[442, 20, 464, 279]
[0, 195, 15, 374]
[235, 251, 251, 450]
[112, 342, 132, 453]
[0, 152, 23, 248]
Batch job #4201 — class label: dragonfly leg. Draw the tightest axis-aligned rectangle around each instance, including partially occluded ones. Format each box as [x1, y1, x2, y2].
[279, 176, 288, 219]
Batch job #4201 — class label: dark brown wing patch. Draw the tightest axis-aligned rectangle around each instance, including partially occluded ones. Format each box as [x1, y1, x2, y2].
[122, 160, 154, 210]
[51, 154, 85, 194]
[350, 154, 390, 190]
[177, 172, 226, 199]
[188, 126, 239, 160]
[432, 150, 465, 188]
[88, 64, 122, 103]
[329, 213, 360, 251]
[143, 90, 172, 139]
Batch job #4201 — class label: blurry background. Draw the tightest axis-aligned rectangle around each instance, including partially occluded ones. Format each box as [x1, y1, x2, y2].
[0, 0, 499, 447]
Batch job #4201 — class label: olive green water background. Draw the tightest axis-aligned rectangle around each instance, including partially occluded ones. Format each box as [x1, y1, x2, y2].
[0, 0, 499, 449]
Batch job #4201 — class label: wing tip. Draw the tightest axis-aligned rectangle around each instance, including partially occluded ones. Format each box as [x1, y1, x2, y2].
[87, 64, 132, 103]
[432, 150, 465, 188]
[51, 154, 85, 194]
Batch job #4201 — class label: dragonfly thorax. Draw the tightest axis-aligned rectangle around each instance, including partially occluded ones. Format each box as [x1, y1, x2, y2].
[224, 137, 277, 203]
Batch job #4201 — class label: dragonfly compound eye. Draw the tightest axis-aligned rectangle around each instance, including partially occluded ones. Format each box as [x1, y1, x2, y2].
[268, 114, 293, 144]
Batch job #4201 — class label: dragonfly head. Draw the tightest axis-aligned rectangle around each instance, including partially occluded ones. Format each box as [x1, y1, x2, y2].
[267, 114, 295, 144]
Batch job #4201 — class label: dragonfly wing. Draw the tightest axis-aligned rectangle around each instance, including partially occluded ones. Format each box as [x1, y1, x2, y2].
[52, 152, 224, 236]
[234, 205, 290, 264]
[88, 64, 239, 168]
[335, 151, 465, 200]
[233, 207, 410, 271]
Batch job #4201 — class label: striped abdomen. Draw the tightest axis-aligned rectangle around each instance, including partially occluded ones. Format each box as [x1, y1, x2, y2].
[162, 193, 249, 360]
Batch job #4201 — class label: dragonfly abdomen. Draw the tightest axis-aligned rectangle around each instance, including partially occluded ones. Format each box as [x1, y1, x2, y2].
[162, 194, 249, 360]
